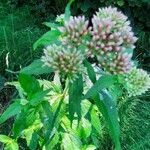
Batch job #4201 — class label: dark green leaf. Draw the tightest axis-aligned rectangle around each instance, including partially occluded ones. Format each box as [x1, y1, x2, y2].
[33, 30, 61, 50]
[84, 75, 115, 99]
[45, 131, 59, 150]
[20, 59, 53, 75]
[0, 101, 22, 124]
[69, 75, 83, 122]
[84, 59, 96, 84]
[64, 0, 75, 21]
[30, 89, 51, 106]
[39, 101, 53, 144]
[93, 90, 121, 150]
[19, 74, 41, 95]
[29, 132, 38, 150]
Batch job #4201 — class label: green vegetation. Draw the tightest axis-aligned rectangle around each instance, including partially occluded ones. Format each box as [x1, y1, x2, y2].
[0, 1, 150, 150]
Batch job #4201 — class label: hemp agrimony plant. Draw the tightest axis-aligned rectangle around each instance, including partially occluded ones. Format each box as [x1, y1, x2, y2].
[0, 2, 150, 150]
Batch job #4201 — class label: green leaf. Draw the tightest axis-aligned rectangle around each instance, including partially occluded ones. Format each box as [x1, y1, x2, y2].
[29, 132, 38, 150]
[0, 101, 22, 124]
[85, 145, 96, 150]
[13, 107, 37, 138]
[64, 0, 75, 21]
[62, 133, 82, 150]
[30, 89, 51, 106]
[79, 118, 92, 138]
[39, 101, 53, 144]
[84, 75, 115, 99]
[19, 74, 41, 95]
[44, 131, 59, 150]
[43, 22, 61, 29]
[20, 59, 53, 75]
[90, 106, 102, 135]
[0, 135, 11, 143]
[84, 59, 96, 84]
[93, 90, 121, 150]
[100, 90, 120, 149]
[33, 30, 61, 50]
[5, 141, 19, 150]
[0, 135, 19, 150]
[69, 75, 83, 122]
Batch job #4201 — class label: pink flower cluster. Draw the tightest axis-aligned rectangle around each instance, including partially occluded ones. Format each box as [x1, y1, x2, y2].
[59, 7, 138, 74]
[59, 16, 90, 46]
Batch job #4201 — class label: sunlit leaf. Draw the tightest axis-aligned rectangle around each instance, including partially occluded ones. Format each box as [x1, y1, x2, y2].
[0, 135, 12, 143]
[62, 133, 82, 150]
[90, 106, 102, 135]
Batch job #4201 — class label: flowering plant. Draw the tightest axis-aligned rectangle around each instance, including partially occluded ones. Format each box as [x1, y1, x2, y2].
[0, 2, 150, 150]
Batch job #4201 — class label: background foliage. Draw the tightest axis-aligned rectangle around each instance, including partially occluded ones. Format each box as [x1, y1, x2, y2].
[0, 0, 150, 149]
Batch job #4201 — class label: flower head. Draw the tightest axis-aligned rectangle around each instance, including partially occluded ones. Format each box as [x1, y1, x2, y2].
[124, 68, 150, 97]
[97, 53, 133, 74]
[42, 44, 85, 81]
[87, 6, 137, 74]
[59, 16, 90, 46]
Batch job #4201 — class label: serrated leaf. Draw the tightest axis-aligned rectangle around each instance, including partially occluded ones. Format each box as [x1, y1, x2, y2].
[62, 133, 82, 150]
[0, 101, 22, 124]
[19, 74, 41, 96]
[30, 89, 51, 106]
[20, 59, 53, 75]
[84, 60, 96, 84]
[64, 0, 75, 21]
[84, 75, 115, 99]
[69, 75, 83, 122]
[33, 30, 61, 50]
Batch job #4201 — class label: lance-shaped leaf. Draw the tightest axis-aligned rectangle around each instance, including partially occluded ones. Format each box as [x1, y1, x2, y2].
[39, 101, 53, 145]
[64, 0, 75, 21]
[29, 89, 51, 106]
[69, 75, 83, 122]
[84, 75, 115, 99]
[84, 59, 96, 84]
[0, 100, 22, 124]
[43, 22, 61, 29]
[33, 30, 61, 50]
[20, 59, 53, 75]
[92, 90, 121, 150]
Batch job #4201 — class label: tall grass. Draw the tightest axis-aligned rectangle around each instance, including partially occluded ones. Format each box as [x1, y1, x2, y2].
[0, 3, 44, 80]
